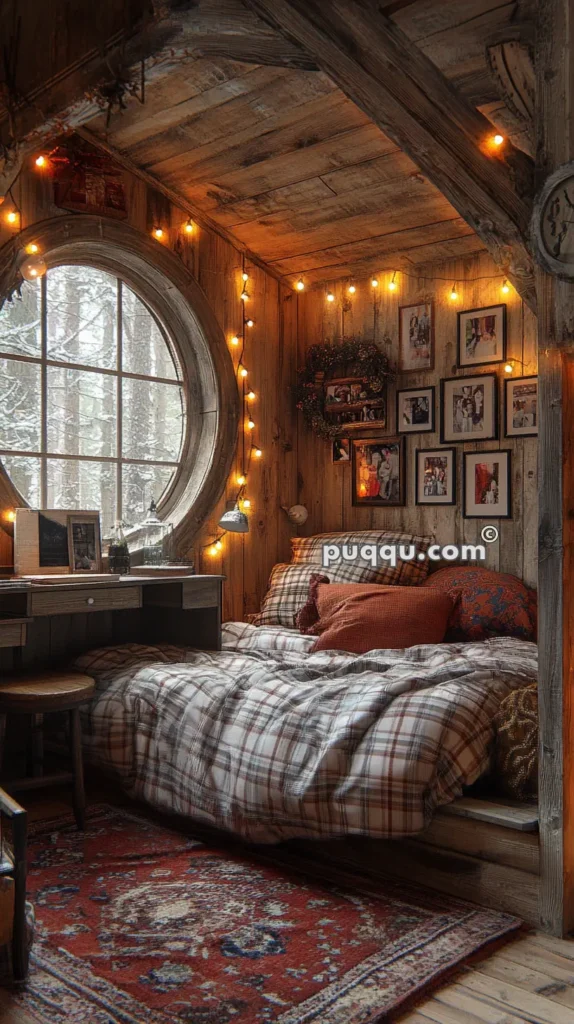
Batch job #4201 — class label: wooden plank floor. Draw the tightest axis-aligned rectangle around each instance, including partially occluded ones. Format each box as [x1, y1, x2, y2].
[1, 789, 573, 1024]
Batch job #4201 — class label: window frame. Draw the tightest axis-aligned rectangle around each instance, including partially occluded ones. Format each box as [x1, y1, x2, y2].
[0, 216, 239, 549]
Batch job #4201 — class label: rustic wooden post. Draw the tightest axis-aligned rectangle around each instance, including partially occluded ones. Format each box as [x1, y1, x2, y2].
[534, 0, 574, 936]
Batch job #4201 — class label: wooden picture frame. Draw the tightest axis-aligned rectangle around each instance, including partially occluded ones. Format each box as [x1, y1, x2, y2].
[440, 374, 498, 443]
[332, 438, 351, 463]
[396, 385, 435, 433]
[504, 375, 538, 437]
[415, 448, 456, 505]
[67, 514, 103, 573]
[398, 301, 434, 372]
[457, 304, 507, 368]
[351, 436, 406, 507]
[463, 450, 512, 519]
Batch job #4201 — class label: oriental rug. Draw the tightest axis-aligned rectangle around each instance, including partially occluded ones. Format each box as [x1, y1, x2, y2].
[15, 805, 521, 1023]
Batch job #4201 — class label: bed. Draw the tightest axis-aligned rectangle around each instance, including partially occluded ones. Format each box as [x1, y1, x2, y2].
[75, 620, 537, 844]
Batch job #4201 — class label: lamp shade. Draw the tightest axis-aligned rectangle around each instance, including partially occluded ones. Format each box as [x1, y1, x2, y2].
[218, 503, 249, 533]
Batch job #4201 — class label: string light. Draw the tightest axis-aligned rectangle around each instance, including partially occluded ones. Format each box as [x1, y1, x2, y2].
[371, 277, 379, 288]
[348, 284, 356, 295]
[152, 227, 164, 240]
[296, 279, 305, 291]
[243, 499, 251, 509]
[237, 474, 246, 486]
[388, 272, 397, 292]
[247, 390, 256, 401]
[215, 540, 223, 552]
[242, 271, 249, 282]
[208, 544, 219, 557]
[247, 419, 255, 431]
[504, 362, 514, 374]
[3, 510, 15, 523]
[245, 318, 254, 328]
[34, 155, 47, 168]
[449, 282, 459, 301]
[240, 290, 249, 301]
[239, 367, 248, 378]
[254, 448, 262, 458]
[493, 134, 504, 147]
[501, 279, 510, 295]
[326, 292, 335, 302]
[230, 335, 239, 347]
[5, 210, 18, 227]
[183, 219, 194, 234]
[25, 242, 39, 255]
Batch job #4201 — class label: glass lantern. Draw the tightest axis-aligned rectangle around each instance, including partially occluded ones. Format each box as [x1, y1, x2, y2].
[140, 500, 173, 566]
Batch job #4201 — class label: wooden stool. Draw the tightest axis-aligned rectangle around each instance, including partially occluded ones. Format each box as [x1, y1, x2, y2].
[0, 672, 95, 830]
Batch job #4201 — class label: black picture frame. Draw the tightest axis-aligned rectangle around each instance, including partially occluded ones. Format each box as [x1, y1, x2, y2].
[351, 436, 406, 507]
[457, 304, 507, 368]
[463, 449, 512, 519]
[396, 385, 435, 434]
[504, 375, 538, 437]
[440, 373, 499, 444]
[415, 447, 457, 506]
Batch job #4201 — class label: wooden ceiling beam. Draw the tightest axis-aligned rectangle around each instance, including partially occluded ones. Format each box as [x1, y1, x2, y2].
[244, 0, 537, 310]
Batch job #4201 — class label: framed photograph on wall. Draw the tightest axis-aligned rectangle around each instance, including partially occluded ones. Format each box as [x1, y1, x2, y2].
[504, 375, 538, 437]
[457, 304, 507, 368]
[440, 374, 498, 443]
[332, 438, 350, 463]
[351, 436, 406, 507]
[396, 386, 435, 433]
[68, 514, 102, 573]
[415, 448, 456, 505]
[398, 302, 434, 372]
[463, 450, 512, 518]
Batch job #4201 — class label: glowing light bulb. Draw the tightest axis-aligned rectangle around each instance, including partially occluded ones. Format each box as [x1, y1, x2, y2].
[230, 335, 239, 347]
[184, 220, 194, 234]
[237, 474, 246, 486]
[25, 243, 39, 255]
[493, 134, 504, 146]
[504, 362, 514, 374]
[502, 279, 510, 295]
[245, 319, 254, 328]
[254, 448, 262, 458]
[247, 419, 255, 430]
[239, 367, 248, 378]
[4, 510, 15, 522]
[242, 271, 249, 282]
[215, 540, 223, 551]
[296, 279, 305, 291]
[326, 292, 335, 302]
[6, 210, 18, 226]
[247, 391, 256, 401]
[153, 227, 164, 240]
[35, 155, 47, 168]
[240, 290, 249, 301]
[371, 278, 379, 288]
[209, 545, 218, 557]
[243, 499, 251, 509]
[20, 255, 47, 281]
[348, 284, 356, 295]
[388, 272, 397, 291]
[450, 284, 458, 301]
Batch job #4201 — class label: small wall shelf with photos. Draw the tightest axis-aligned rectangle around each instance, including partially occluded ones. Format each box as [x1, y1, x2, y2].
[324, 376, 387, 431]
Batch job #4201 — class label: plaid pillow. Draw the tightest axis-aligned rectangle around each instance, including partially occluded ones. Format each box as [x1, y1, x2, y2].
[259, 562, 390, 628]
[290, 530, 433, 586]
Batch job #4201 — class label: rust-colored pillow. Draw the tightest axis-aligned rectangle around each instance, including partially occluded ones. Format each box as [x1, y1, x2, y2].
[311, 583, 455, 654]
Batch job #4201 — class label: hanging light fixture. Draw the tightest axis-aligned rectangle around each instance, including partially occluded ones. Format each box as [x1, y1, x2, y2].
[218, 503, 249, 533]
[20, 254, 47, 281]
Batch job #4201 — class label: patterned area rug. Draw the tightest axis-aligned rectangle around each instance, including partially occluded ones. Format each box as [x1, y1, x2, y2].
[16, 805, 521, 1023]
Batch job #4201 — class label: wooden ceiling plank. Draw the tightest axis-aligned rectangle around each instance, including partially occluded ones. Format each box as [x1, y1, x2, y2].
[245, 0, 536, 309]
[266, 217, 477, 273]
[298, 234, 487, 285]
[176, 125, 396, 208]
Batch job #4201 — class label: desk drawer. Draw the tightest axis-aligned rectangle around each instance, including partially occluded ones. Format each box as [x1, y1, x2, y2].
[0, 621, 27, 647]
[31, 586, 142, 617]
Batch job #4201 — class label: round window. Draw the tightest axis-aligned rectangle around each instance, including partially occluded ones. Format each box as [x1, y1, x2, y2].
[0, 264, 186, 535]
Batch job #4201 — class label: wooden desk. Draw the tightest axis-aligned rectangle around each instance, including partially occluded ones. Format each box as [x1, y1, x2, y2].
[0, 576, 224, 673]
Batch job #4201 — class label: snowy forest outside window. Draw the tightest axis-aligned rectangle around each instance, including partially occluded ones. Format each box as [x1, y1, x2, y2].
[0, 264, 186, 535]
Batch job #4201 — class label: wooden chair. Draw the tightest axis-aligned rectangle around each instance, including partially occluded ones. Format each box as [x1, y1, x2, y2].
[0, 787, 29, 982]
[0, 672, 95, 830]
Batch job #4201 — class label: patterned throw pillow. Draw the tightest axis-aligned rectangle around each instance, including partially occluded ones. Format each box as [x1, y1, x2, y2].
[291, 530, 433, 586]
[258, 562, 395, 629]
[422, 566, 536, 641]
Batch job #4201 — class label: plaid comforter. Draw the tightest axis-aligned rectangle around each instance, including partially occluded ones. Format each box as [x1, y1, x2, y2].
[75, 623, 537, 843]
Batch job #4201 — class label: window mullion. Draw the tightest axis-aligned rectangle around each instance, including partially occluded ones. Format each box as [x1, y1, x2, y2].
[40, 273, 48, 507]
[116, 278, 123, 522]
